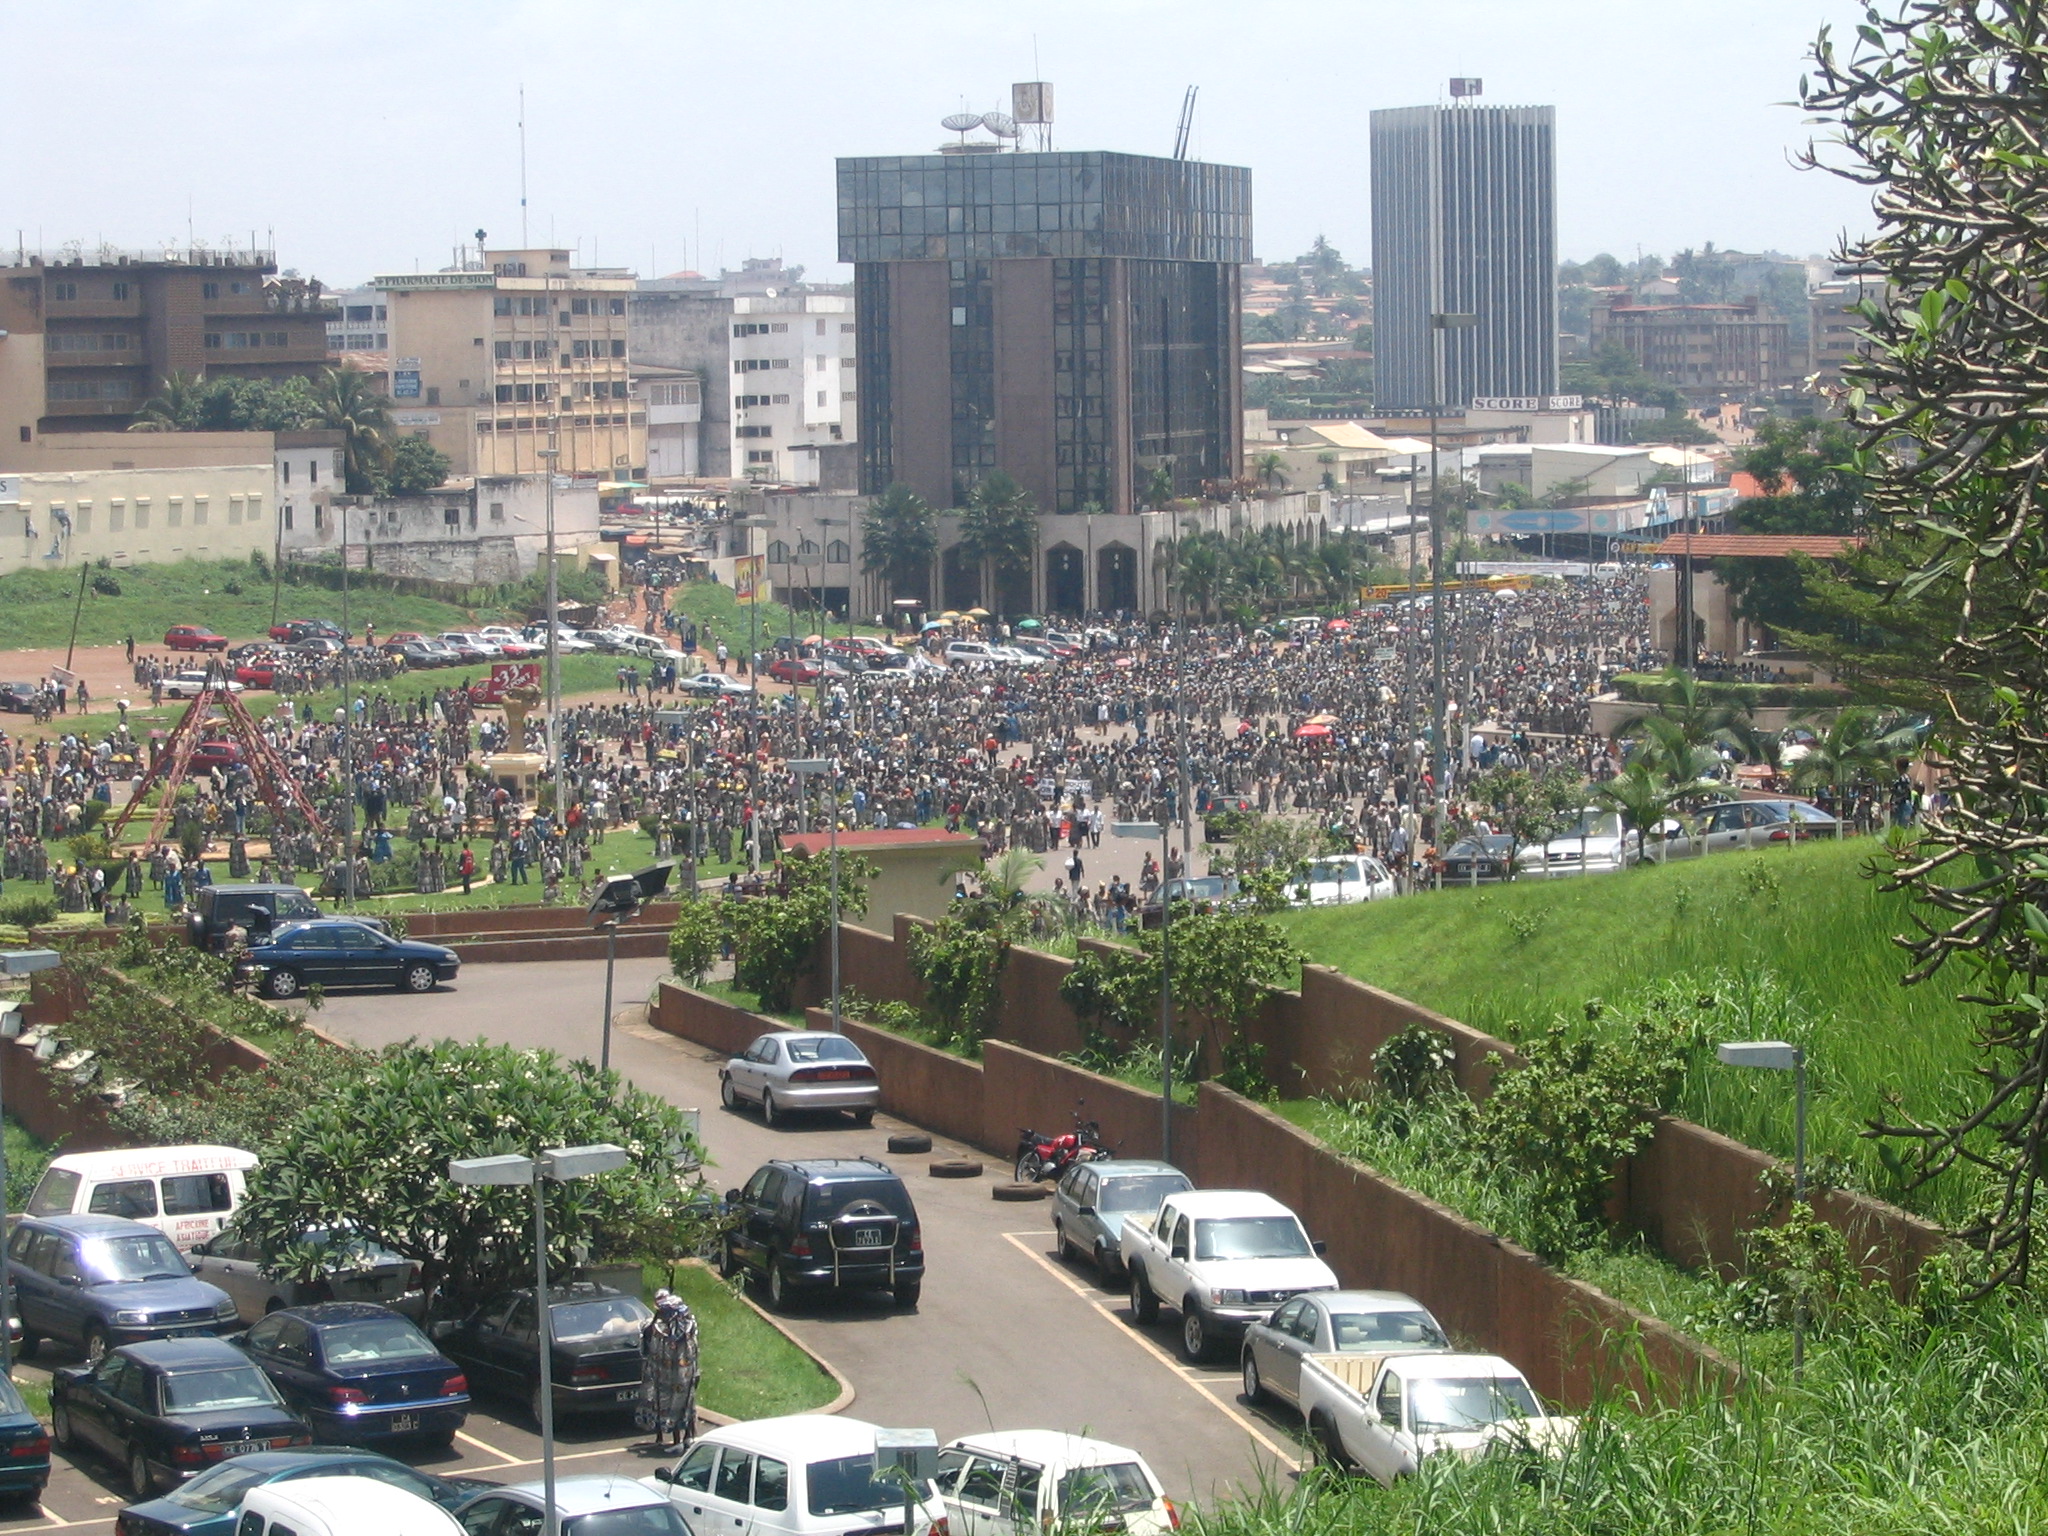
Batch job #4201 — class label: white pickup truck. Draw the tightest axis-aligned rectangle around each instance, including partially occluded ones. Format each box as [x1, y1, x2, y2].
[1120, 1189, 1338, 1362]
[1297, 1350, 1577, 1484]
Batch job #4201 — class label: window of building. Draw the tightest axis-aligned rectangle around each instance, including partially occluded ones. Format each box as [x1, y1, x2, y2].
[108, 501, 125, 533]
[769, 356, 787, 368]
[228, 497, 243, 525]
[201, 282, 218, 299]
[495, 341, 513, 360]
[610, 340, 625, 357]
[203, 334, 221, 349]
[608, 297, 625, 315]
[281, 460, 291, 485]
[825, 539, 849, 563]
[736, 425, 773, 438]
[111, 282, 129, 300]
[444, 507, 460, 529]
[771, 322, 788, 332]
[167, 498, 182, 527]
[47, 379, 133, 400]
[133, 499, 149, 530]
[489, 501, 505, 521]
[230, 280, 252, 295]
[817, 390, 827, 407]
[426, 386, 441, 405]
[192, 497, 208, 526]
[496, 385, 514, 402]
[248, 494, 262, 523]
[842, 390, 857, 401]
[572, 340, 589, 359]
[841, 322, 855, 333]
[265, 331, 287, 347]
[48, 333, 133, 352]
[282, 505, 293, 531]
[766, 539, 790, 563]
[50, 282, 77, 301]
[611, 380, 629, 399]
[815, 319, 826, 336]
[494, 296, 513, 316]
[773, 393, 789, 403]
[572, 298, 590, 315]
[346, 305, 374, 322]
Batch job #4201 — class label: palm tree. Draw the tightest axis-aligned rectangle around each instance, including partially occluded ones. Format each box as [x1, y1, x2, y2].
[1595, 757, 1704, 864]
[127, 371, 209, 432]
[1629, 713, 1727, 786]
[312, 365, 394, 494]
[1789, 706, 1923, 835]
[1255, 452, 1289, 491]
[860, 483, 937, 607]
[1142, 465, 1176, 511]
[1168, 528, 1227, 619]
[1618, 666, 1751, 762]
[958, 471, 1038, 617]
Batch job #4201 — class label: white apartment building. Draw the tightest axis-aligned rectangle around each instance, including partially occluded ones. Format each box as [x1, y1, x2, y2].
[325, 286, 390, 357]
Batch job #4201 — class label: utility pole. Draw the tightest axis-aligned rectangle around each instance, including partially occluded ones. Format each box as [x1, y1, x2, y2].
[338, 504, 355, 904]
[541, 435, 561, 777]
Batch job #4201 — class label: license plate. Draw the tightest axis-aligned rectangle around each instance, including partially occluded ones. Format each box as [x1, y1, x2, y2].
[813, 1069, 851, 1080]
[389, 1414, 418, 1433]
[219, 1440, 268, 1456]
[853, 1228, 885, 1247]
[615, 1387, 638, 1403]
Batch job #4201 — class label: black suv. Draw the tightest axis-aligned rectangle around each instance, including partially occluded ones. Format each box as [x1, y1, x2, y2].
[718, 1158, 923, 1312]
[186, 885, 324, 953]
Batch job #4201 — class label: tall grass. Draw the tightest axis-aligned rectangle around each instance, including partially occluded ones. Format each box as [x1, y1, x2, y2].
[1276, 841, 1984, 1223]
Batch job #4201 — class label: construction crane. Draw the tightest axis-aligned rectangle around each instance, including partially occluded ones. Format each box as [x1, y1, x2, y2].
[1173, 86, 1198, 160]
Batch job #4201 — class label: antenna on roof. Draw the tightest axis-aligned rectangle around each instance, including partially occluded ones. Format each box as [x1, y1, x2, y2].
[1173, 85, 1198, 159]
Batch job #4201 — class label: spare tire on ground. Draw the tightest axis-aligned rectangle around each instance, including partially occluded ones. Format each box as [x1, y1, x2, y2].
[993, 1181, 1051, 1201]
[928, 1158, 984, 1179]
[887, 1132, 934, 1154]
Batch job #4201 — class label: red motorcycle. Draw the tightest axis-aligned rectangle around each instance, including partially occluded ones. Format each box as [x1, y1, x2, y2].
[1015, 1110, 1111, 1183]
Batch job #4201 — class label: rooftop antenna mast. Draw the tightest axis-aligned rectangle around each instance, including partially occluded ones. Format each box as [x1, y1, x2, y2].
[1173, 85, 1198, 159]
[518, 84, 529, 246]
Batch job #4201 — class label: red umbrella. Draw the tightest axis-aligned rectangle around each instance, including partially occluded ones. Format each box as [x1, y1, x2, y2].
[1294, 721, 1334, 739]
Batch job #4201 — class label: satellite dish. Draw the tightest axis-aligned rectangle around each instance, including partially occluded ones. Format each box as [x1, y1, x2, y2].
[981, 111, 1019, 137]
[941, 113, 982, 132]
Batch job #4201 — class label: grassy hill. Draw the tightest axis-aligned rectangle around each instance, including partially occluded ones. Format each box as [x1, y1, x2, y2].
[1277, 839, 1982, 1224]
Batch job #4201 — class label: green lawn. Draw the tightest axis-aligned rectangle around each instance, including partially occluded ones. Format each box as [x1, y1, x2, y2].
[643, 1262, 839, 1419]
[1277, 839, 1983, 1223]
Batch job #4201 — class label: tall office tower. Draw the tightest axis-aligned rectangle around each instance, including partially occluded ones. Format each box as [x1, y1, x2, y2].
[838, 147, 1251, 515]
[1370, 102, 1557, 412]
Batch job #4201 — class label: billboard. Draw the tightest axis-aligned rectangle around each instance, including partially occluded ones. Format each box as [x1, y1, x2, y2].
[733, 555, 764, 603]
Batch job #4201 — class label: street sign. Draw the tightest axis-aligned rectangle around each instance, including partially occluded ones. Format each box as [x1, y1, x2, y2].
[393, 370, 422, 399]
[0, 477, 19, 505]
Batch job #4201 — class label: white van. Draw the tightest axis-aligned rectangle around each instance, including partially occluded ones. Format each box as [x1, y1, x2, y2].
[26, 1146, 258, 1250]
[235, 1476, 465, 1536]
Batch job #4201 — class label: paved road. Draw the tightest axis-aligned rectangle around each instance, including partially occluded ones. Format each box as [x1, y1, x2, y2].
[307, 959, 1298, 1506]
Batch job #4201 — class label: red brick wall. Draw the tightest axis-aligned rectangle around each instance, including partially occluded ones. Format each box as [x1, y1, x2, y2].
[648, 980, 773, 1058]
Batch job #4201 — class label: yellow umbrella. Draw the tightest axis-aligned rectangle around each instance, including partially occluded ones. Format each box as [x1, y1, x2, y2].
[967, 607, 992, 617]
[940, 610, 963, 620]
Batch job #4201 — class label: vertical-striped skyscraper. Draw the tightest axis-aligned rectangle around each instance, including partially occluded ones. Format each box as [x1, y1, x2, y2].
[1370, 102, 1557, 412]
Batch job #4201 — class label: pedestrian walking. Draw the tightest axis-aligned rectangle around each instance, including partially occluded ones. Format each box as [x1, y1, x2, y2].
[636, 1288, 701, 1450]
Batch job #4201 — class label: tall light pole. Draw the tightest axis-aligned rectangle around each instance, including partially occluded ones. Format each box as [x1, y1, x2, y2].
[789, 758, 841, 1032]
[337, 503, 357, 904]
[1113, 821, 1173, 1161]
[448, 1144, 629, 1536]
[1427, 311, 1476, 878]
[540, 439, 562, 781]
[731, 515, 774, 872]
[1716, 1040, 1807, 1376]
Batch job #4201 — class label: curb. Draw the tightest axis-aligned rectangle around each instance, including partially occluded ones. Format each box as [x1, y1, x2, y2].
[678, 1258, 856, 1417]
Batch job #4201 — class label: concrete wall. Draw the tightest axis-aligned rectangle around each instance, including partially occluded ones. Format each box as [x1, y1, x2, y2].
[0, 460, 275, 570]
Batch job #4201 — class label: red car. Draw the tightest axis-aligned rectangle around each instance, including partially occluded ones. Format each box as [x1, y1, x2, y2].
[164, 626, 229, 653]
[234, 659, 279, 689]
[768, 657, 822, 684]
[190, 739, 243, 772]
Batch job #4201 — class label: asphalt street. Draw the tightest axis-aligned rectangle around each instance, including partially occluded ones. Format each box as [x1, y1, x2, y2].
[304, 958, 1301, 1506]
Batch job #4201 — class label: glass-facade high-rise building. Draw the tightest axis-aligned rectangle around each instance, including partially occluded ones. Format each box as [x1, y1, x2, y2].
[1370, 103, 1557, 413]
[838, 150, 1251, 516]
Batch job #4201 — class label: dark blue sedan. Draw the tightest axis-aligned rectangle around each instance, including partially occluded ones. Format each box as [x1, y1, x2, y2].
[0, 1374, 50, 1506]
[115, 1446, 490, 1536]
[240, 920, 459, 1001]
[233, 1303, 469, 1446]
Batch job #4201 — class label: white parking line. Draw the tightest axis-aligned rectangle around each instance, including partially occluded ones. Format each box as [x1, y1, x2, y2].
[454, 1427, 527, 1466]
[999, 1234, 1302, 1471]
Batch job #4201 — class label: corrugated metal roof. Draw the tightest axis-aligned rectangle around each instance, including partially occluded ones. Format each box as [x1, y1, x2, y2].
[1652, 534, 1864, 558]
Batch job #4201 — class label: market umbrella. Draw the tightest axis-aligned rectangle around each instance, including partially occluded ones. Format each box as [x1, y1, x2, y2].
[1294, 721, 1334, 739]
[921, 620, 949, 631]
[1306, 712, 1340, 725]
[1014, 617, 1044, 630]
[941, 610, 963, 620]
[967, 607, 992, 618]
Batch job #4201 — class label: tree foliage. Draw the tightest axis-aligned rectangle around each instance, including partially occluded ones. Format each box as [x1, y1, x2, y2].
[234, 1039, 712, 1316]
[957, 472, 1037, 616]
[860, 484, 938, 604]
[386, 434, 451, 495]
[720, 850, 875, 1013]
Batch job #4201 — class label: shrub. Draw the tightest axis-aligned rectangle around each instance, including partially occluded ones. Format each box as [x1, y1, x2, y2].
[0, 894, 58, 929]
[1373, 1024, 1457, 1103]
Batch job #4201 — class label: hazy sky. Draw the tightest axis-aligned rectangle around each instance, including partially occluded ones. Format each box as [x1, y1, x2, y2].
[3, 0, 1875, 288]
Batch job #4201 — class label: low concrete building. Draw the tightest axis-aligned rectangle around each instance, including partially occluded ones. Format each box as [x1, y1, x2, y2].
[278, 473, 601, 583]
[780, 828, 982, 924]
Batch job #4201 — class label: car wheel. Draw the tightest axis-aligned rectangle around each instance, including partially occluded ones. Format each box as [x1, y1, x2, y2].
[893, 1282, 921, 1309]
[1311, 1411, 1354, 1471]
[1242, 1351, 1267, 1405]
[718, 1239, 743, 1282]
[1053, 1219, 1070, 1263]
[1181, 1304, 1214, 1362]
[82, 1325, 109, 1366]
[265, 967, 302, 1000]
[850, 1108, 875, 1128]
[1093, 1240, 1119, 1281]
[15, 1331, 38, 1362]
[49, 1401, 71, 1451]
[766, 1259, 791, 1312]
[761, 1090, 781, 1127]
[129, 1447, 155, 1499]
[720, 1076, 739, 1110]
[1129, 1268, 1158, 1325]
[402, 963, 438, 994]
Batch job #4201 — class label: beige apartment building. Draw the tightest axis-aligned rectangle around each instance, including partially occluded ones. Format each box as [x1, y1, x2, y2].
[375, 249, 644, 482]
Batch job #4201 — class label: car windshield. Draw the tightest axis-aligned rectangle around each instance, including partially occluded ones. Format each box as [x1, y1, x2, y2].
[1098, 1174, 1191, 1215]
[1305, 858, 1364, 882]
[1554, 810, 1622, 840]
[803, 1178, 914, 1223]
[276, 894, 320, 919]
[1194, 1216, 1311, 1261]
[784, 1036, 864, 1064]
[1407, 1375, 1543, 1434]
[319, 1318, 441, 1364]
[1055, 1463, 1155, 1518]
[81, 1232, 189, 1282]
[1331, 1310, 1448, 1350]
[158, 1460, 277, 1513]
[566, 1507, 692, 1536]
[1785, 802, 1833, 823]
[807, 1452, 928, 1515]
[551, 1296, 651, 1340]
[161, 1366, 283, 1412]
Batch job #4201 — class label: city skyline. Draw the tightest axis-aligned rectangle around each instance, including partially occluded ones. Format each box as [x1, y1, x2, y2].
[3, 0, 1874, 290]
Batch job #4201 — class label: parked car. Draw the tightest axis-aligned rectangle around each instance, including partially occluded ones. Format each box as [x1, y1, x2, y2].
[431, 1282, 649, 1423]
[1440, 835, 1516, 885]
[0, 682, 35, 714]
[1297, 1350, 1574, 1484]
[1648, 797, 1840, 860]
[234, 1303, 467, 1446]
[188, 1229, 417, 1322]
[239, 919, 459, 1000]
[718, 1158, 924, 1311]
[51, 1337, 311, 1497]
[7, 1214, 241, 1363]
[936, 1432, 1175, 1536]
[475, 628, 539, 657]
[232, 658, 280, 690]
[1137, 875, 1239, 928]
[291, 638, 346, 659]
[644, 1414, 944, 1536]
[160, 671, 241, 701]
[28, 1146, 258, 1252]
[1239, 1290, 1448, 1411]
[116, 1446, 490, 1536]
[164, 627, 230, 653]
[456, 1475, 691, 1536]
[1514, 808, 1641, 879]
[1121, 1190, 1338, 1362]
[1050, 1160, 1193, 1280]
[187, 884, 324, 952]
[1292, 853, 1396, 906]
[388, 641, 440, 669]
[415, 639, 462, 667]
[234, 1475, 463, 1536]
[0, 1373, 49, 1506]
[438, 632, 504, 660]
[768, 657, 822, 685]
[269, 621, 343, 644]
[682, 672, 754, 698]
[720, 1032, 879, 1127]
[520, 625, 597, 654]
[943, 641, 1000, 669]
[188, 740, 244, 775]
[617, 633, 687, 665]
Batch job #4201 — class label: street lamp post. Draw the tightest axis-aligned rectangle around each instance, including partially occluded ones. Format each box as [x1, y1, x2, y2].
[1427, 312, 1476, 879]
[1112, 820, 1173, 1160]
[0, 950, 59, 1378]
[789, 758, 841, 1032]
[448, 1144, 629, 1536]
[1716, 1040, 1807, 1375]
[731, 515, 774, 873]
[337, 504, 357, 904]
[540, 441, 562, 782]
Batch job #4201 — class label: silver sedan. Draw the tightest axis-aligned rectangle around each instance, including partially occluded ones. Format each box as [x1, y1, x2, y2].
[1240, 1289, 1449, 1410]
[720, 1030, 880, 1126]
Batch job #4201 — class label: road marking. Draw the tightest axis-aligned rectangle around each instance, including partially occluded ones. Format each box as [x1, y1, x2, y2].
[455, 1427, 527, 1466]
[13, 1515, 114, 1531]
[999, 1233, 1301, 1470]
